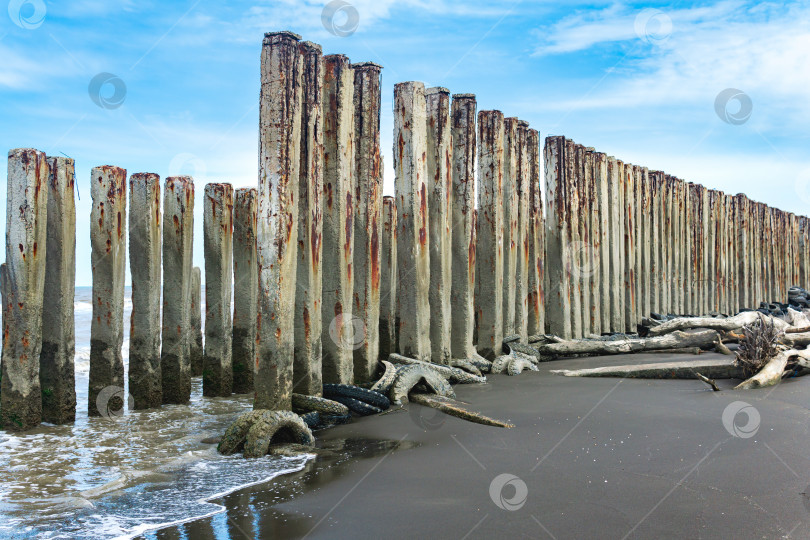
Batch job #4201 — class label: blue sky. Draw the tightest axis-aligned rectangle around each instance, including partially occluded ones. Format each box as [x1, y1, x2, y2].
[2, 0, 809, 285]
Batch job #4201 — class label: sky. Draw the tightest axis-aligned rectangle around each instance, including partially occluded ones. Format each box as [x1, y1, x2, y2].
[1, 0, 809, 286]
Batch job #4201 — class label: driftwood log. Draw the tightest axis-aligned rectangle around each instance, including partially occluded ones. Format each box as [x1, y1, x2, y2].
[734, 349, 792, 390]
[409, 394, 514, 428]
[528, 330, 720, 359]
[646, 312, 790, 337]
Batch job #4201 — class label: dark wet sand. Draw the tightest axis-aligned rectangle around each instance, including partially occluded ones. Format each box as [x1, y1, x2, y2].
[148, 352, 810, 539]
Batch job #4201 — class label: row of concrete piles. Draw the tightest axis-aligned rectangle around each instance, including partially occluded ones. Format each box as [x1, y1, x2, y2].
[0, 145, 267, 429]
[544, 136, 810, 339]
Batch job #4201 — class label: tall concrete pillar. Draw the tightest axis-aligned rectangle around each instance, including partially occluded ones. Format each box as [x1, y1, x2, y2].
[321, 53, 354, 384]
[683, 183, 693, 314]
[800, 216, 809, 289]
[632, 166, 643, 324]
[595, 152, 610, 332]
[638, 168, 651, 320]
[568, 142, 583, 338]
[380, 196, 398, 358]
[425, 87, 453, 363]
[476, 110, 505, 355]
[673, 180, 689, 315]
[1, 149, 48, 430]
[515, 121, 532, 340]
[233, 189, 258, 394]
[40, 156, 76, 424]
[623, 163, 636, 331]
[607, 157, 624, 332]
[89, 166, 127, 416]
[351, 62, 383, 379]
[700, 185, 710, 314]
[161, 177, 194, 404]
[576, 146, 592, 337]
[394, 81, 431, 361]
[128, 172, 162, 410]
[256, 31, 302, 410]
[586, 150, 601, 334]
[666, 177, 678, 315]
[527, 129, 546, 336]
[190, 267, 203, 377]
[203, 183, 234, 398]
[545, 136, 571, 338]
[293, 42, 324, 395]
[450, 94, 479, 358]
[649, 173, 661, 316]
[502, 118, 519, 337]
[662, 175, 673, 315]
[707, 190, 718, 312]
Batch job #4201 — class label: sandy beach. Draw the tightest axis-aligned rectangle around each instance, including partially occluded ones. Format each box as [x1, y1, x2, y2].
[148, 351, 810, 539]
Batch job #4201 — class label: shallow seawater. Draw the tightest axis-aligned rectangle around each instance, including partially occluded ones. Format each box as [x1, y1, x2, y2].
[0, 287, 307, 539]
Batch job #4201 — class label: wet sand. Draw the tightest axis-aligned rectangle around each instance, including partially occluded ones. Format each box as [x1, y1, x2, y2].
[149, 351, 810, 539]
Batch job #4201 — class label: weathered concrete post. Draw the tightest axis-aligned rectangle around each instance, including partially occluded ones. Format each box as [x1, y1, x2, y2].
[607, 157, 624, 332]
[426, 87, 453, 363]
[233, 189, 258, 394]
[649, 173, 661, 315]
[527, 129, 545, 336]
[380, 196, 398, 358]
[450, 94, 481, 361]
[128, 172, 162, 410]
[40, 156, 76, 424]
[352, 62, 383, 378]
[203, 183, 234, 397]
[595, 152, 610, 332]
[321, 53, 354, 384]
[256, 31, 302, 410]
[707, 189, 719, 312]
[568, 142, 584, 338]
[394, 81, 432, 361]
[476, 110, 505, 356]
[673, 180, 689, 315]
[800, 216, 809, 290]
[633, 167, 643, 323]
[190, 267, 203, 377]
[502, 118, 519, 337]
[1, 149, 48, 430]
[515, 121, 531, 340]
[638, 168, 651, 321]
[546, 136, 572, 339]
[623, 163, 636, 331]
[584, 149, 600, 335]
[162, 177, 194, 404]
[293, 42, 324, 395]
[89, 166, 127, 416]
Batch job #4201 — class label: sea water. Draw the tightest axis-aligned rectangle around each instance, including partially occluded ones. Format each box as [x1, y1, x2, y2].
[0, 287, 309, 539]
